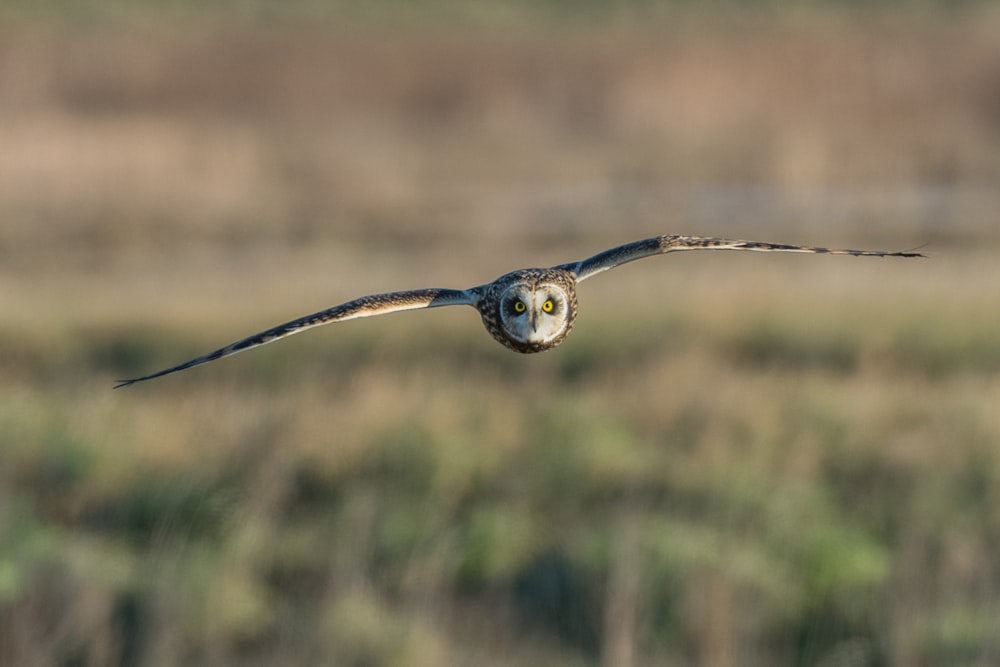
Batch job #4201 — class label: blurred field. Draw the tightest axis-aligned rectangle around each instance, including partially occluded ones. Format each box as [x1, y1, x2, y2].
[3, 3, 1000, 666]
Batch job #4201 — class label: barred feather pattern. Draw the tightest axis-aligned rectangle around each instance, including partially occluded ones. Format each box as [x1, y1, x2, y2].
[561, 234, 925, 282]
[114, 288, 473, 387]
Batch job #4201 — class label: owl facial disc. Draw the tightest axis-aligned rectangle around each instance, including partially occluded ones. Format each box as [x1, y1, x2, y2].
[493, 279, 576, 353]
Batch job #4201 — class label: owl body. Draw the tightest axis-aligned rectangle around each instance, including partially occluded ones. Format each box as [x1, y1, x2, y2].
[477, 267, 578, 353]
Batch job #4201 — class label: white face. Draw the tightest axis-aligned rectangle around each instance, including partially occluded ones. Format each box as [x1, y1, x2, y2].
[499, 284, 571, 347]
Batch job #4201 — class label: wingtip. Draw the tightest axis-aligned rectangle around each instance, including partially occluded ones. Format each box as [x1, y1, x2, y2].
[894, 243, 929, 258]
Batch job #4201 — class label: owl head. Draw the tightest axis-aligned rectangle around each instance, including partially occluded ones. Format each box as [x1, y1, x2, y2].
[486, 270, 578, 353]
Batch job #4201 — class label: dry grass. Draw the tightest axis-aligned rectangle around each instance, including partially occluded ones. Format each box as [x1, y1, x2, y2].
[2, 6, 1000, 666]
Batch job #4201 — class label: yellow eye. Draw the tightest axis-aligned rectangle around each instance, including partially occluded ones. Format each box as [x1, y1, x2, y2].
[514, 301, 526, 313]
[542, 300, 554, 313]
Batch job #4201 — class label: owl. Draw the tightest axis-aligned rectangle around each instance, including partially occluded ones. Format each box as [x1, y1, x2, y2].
[115, 234, 923, 387]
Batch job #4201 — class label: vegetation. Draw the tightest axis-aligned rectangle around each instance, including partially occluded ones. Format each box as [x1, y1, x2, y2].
[2, 4, 999, 665]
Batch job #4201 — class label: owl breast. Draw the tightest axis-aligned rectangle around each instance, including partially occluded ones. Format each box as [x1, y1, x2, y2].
[478, 268, 578, 353]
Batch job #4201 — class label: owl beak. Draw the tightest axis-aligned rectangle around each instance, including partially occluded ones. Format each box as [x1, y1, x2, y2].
[526, 310, 548, 343]
[529, 310, 540, 333]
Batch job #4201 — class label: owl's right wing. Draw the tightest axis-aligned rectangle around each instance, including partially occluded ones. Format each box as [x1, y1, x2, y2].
[563, 235, 925, 283]
[115, 288, 477, 387]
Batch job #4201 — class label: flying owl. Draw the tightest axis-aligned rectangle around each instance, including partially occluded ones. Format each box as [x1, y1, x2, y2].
[115, 235, 923, 387]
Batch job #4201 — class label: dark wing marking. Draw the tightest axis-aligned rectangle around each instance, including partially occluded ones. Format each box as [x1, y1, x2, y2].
[560, 235, 926, 283]
[114, 288, 475, 387]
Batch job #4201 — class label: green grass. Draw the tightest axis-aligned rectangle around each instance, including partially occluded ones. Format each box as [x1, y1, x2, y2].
[5, 293, 1000, 664]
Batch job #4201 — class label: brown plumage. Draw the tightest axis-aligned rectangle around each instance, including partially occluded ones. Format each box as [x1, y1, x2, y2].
[476, 268, 578, 353]
[115, 234, 923, 387]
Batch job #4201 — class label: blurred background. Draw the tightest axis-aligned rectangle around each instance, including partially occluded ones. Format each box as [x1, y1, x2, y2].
[2, 1, 999, 665]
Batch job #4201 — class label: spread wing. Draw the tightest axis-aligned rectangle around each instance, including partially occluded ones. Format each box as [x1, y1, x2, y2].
[560, 235, 925, 283]
[114, 288, 476, 387]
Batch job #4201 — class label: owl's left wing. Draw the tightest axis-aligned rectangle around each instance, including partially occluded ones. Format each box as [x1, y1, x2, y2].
[562, 235, 925, 283]
[115, 288, 476, 387]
